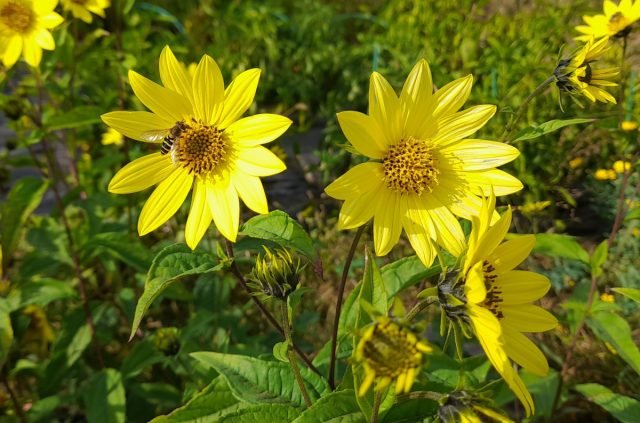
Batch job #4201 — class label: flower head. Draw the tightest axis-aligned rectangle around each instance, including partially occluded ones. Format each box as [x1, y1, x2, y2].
[613, 159, 632, 173]
[101, 127, 123, 146]
[594, 168, 617, 180]
[102, 47, 291, 248]
[0, 0, 63, 68]
[621, 120, 638, 131]
[247, 247, 303, 301]
[451, 194, 557, 416]
[61, 0, 109, 23]
[576, 0, 640, 40]
[554, 37, 619, 104]
[437, 391, 513, 423]
[325, 59, 522, 267]
[355, 316, 432, 396]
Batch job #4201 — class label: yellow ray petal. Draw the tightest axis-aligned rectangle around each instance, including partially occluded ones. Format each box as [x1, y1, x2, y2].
[440, 139, 520, 171]
[369, 72, 401, 146]
[22, 38, 42, 67]
[336, 111, 387, 159]
[129, 70, 193, 122]
[433, 105, 496, 147]
[159, 46, 193, 103]
[402, 215, 437, 267]
[431, 74, 473, 121]
[34, 28, 55, 50]
[108, 153, 175, 194]
[226, 114, 292, 147]
[400, 59, 434, 137]
[324, 162, 384, 199]
[465, 262, 487, 304]
[206, 177, 240, 242]
[40, 12, 64, 29]
[501, 305, 558, 333]
[218, 69, 262, 129]
[498, 271, 551, 304]
[2, 35, 22, 68]
[461, 169, 524, 196]
[489, 235, 535, 272]
[35, 0, 57, 13]
[185, 178, 212, 250]
[373, 191, 406, 256]
[235, 146, 286, 177]
[101, 111, 174, 142]
[231, 171, 268, 214]
[192, 55, 224, 124]
[503, 326, 549, 376]
[468, 208, 512, 265]
[338, 189, 379, 230]
[138, 167, 193, 235]
[415, 196, 465, 256]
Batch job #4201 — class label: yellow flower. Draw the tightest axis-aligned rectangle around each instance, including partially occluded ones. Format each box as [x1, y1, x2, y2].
[569, 157, 584, 169]
[460, 194, 557, 416]
[621, 120, 638, 131]
[355, 316, 432, 396]
[101, 126, 123, 146]
[600, 292, 615, 303]
[325, 59, 522, 267]
[102, 46, 291, 248]
[576, 0, 640, 40]
[61, 0, 109, 23]
[554, 37, 618, 104]
[613, 160, 632, 173]
[438, 391, 513, 423]
[594, 168, 617, 180]
[0, 0, 63, 68]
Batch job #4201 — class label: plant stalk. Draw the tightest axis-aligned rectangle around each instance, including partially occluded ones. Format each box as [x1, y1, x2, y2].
[371, 390, 383, 423]
[280, 300, 312, 407]
[500, 76, 556, 142]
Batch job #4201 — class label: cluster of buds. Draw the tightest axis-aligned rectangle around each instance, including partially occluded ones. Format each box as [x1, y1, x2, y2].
[247, 247, 303, 301]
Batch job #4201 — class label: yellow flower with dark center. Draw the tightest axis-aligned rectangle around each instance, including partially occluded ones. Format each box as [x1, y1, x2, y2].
[355, 316, 432, 396]
[576, 0, 640, 40]
[325, 59, 522, 267]
[61, 0, 109, 23]
[101, 127, 123, 146]
[554, 37, 619, 104]
[0, 0, 63, 68]
[102, 46, 291, 248]
[458, 194, 557, 416]
[437, 391, 513, 423]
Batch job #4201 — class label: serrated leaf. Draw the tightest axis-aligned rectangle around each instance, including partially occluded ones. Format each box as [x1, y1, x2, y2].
[191, 352, 329, 409]
[83, 232, 153, 272]
[217, 404, 301, 422]
[130, 244, 223, 339]
[44, 105, 103, 131]
[240, 211, 315, 258]
[590, 240, 608, 277]
[292, 390, 364, 422]
[512, 118, 594, 142]
[612, 287, 640, 303]
[83, 369, 126, 423]
[575, 383, 640, 423]
[587, 311, 640, 376]
[533, 234, 589, 263]
[0, 177, 47, 271]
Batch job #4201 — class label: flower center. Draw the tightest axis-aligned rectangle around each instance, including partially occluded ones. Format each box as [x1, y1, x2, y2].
[383, 137, 439, 195]
[174, 122, 229, 175]
[0, 2, 34, 33]
[480, 260, 504, 319]
[360, 319, 424, 379]
[608, 12, 631, 36]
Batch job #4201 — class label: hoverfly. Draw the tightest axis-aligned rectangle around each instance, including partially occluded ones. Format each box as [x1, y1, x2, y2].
[141, 120, 191, 159]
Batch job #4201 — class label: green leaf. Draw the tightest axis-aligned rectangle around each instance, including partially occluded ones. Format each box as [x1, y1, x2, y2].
[624, 208, 640, 222]
[216, 404, 301, 422]
[575, 383, 640, 423]
[120, 340, 165, 380]
[587, 311, 640, 376]
[0, 177, 47, 270]
[381, 398, 438, 422]
[292, 390, 364, 422]
[44, 105, 103, 131]
[240, 210, 316, 258]
[83, 369, 126, 423]
[512, 118, 594, 142]
[83, 232, 153, 272]
[356, 249, 388, 329]
[151, 377, 248, 422]
[612, 287, 640, 303]
[130, 244, 224, 339]
[0, 299, 13, 368]
[13, 278, 77, 309]
[590, 240, 608, 277]
[191, 352, 329, 409]
[533, 234, 589, 263]
[273, 341, 290, 363]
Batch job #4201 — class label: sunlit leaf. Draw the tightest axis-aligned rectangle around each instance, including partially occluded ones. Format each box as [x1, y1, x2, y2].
[240, 210, 316, 258]
[587, 311, 640, 376]
[575, 383, 640, 423]
[533, 234, 589, 263]
[292, 390, 364, 422]
[612, 287, 640, 303]
[512, 118, 594, 142]
[44, 106, 103, 131]
[83, 369, 126, 423]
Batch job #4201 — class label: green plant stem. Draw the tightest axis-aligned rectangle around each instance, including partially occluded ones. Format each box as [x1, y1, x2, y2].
[371, 390, 383, 423]
[224, 240, 321, 376]
[397, 391, 443, 402]
[500, 76, 556, 142]
[328, 225, 365, 390]
[1, 372, 26, 423]
[280, 300, 312, 408]
[405, 298, 436, 322]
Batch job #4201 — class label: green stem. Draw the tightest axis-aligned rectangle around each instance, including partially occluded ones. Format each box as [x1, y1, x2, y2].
[371, 390, 383, 423]
[280, 300, 312, 408]
[500, 76, 556, 142]
[397, 391, 444, 402]
[405, 298, 436, 322]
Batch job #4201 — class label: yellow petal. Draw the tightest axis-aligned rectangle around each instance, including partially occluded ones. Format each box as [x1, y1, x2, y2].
[35, 0, 57, 13]
[159, 46, 193, 103]
[192, 54, 224, 125]
[185, 178, 212, 250]
[369, 72, 401, 145]
[461, 169, 524, 196]
[101, 111, 174, 142]
[206, 177, 240, 242]
[226, 114, 292, 147]
[324, 162, 384, 199]
[33, 28, 55, 50]
[218, 68, 262, 128]
[231, 171, 268, 214]
[433, 105, 496, 147]
[431, 74, 473, 121]
[138, 167, 193, 235]
[2, 35, 22, 68]
[469, 208, 512, 265]
[336, 111, 387, 159]
[129, 70, 193, 122]
[412, 196, 465, 256]
[498, 271, 551, 304]
[402, 215, 437, 267]
[108, 153, 175, 194]
[22, 38, 42, 67]
[604, 0, 618, 16]
[235, 146, 286, 176]
[400, 59, 434, 138]
[373, 190, 405, 256]
[501, 305, 558, 333]
[503, 326, 549, 376]
[338, 189, 379, 230]
[440, 139, 520, 171]
[489, 235, 535, 272]
[465, 262, 487, 304]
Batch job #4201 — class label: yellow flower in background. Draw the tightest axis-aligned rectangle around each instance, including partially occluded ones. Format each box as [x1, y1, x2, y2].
[600, 292, 615, 303]
[325, 60, 522, 267]
[621, 120, 638, 131]
[569, 157, 584, 169]
[613, 160, 632, 173]
[101, 127, 124, 146]
[461, 194, 557, 416]
[102, 46, 291, 248]
[554, 37, 619, 104]
[437, 391, 513, 423]
[576, 0, 640, 40]
[355, 316, 432, 396]
[594, 168, 617, 180]
[61, 0, 109, 23]
[0, 0, 63, 68]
